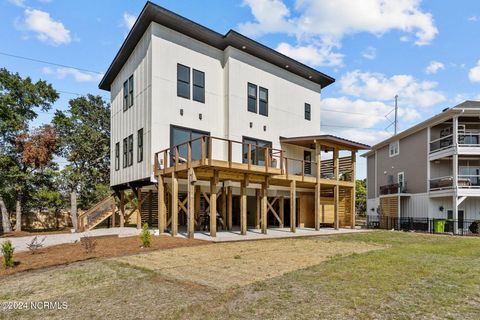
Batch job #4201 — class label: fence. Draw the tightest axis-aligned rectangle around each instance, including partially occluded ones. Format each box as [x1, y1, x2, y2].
[365, 215, 480, 236]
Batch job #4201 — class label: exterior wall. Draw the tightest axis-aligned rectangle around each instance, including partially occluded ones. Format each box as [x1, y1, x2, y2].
[375, 128, 428, 194]
[400, 194, 429, 218]
[367, 154, 376, 199]
[429, 197, 480, 220]
[367, 198, 379, 216]
[110, 24, 153, 187]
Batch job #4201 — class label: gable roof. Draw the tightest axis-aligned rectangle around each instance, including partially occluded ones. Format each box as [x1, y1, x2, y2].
[362, 100, 480, 157]
[99, 1, 335, 91]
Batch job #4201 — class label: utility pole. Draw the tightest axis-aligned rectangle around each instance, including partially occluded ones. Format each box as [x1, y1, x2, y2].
[394, 94, 398, 135]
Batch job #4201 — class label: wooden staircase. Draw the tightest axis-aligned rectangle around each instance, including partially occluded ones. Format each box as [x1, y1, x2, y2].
[77, 195, 116, 231]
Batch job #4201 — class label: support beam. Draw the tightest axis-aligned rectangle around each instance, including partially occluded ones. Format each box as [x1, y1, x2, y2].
[158, 175, 166, 233]
[221, 186, 227, 230]
[187, 169, 196, 239]
[210, 178, 217, 237]
[351, 150, 357, 229]
[279, 196, 284, 228]
[240, 180, 247, 235]
[333, 147, 339, 230]
[195, 185, 201, 231]
[227, 186, 232, 230]
[137, 188, 142, 229]
[255, 189, 261, 229]
[261, 184, 267, 234]
[171, 172, 178, 236]
[290, 180, 296, 232]
[111, 199, 116, 228]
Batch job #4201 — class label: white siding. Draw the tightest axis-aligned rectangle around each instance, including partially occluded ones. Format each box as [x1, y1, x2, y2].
[400, 194, 429, 218]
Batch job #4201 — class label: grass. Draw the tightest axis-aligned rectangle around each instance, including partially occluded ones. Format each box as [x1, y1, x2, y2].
[1, 231, 480, 319]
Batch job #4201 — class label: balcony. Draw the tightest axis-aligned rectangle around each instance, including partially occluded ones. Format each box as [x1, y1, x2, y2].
[430, 118, 480, 154]
[429, 175, 480, 191]
[379, 182, 407, 195]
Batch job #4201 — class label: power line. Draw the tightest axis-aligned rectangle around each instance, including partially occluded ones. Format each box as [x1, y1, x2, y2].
[0, 51, 103, 75]
[321, 123, 388, 130]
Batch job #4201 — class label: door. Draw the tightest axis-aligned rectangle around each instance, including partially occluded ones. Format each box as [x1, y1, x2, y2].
[397, 172, 405, 192]
[170, 125, 209, 163]
[447, 210, 465, 232]
[304, 150, 312, 175]
[242, 137, 272, 165]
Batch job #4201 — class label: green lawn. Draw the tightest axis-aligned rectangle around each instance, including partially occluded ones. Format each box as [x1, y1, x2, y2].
[2, 231, 480, 319]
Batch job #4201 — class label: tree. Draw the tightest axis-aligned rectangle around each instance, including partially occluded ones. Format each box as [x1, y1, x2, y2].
[0, 68, 58, 232]
[52, 95, 110, 229]
[356, 179, 367, 217]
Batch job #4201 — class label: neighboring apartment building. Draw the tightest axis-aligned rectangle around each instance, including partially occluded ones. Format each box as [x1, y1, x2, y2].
[93, 2, 368, 237]
[364, 101, 480, 234]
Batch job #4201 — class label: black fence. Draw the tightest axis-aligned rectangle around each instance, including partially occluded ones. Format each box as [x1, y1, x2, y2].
[366, 215, 480, 236]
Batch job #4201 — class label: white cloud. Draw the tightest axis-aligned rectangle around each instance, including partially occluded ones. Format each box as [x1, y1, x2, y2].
[425, 60, 445, 74]
[19, 9, 71, 45]
[361, 46, 377, 60]
[9, 0, 26, 7]
[468, 16, 478, 22]
[239, 0, 437, 66]
[276, 42, 343, 67]
[468, 60, 480, 82]
[123, 13, 137, 30]
[340, 70, 446, 108]
[42, 67, 103, 82]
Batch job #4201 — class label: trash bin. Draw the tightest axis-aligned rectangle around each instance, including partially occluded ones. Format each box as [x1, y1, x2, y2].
[434, 219, 446, 233]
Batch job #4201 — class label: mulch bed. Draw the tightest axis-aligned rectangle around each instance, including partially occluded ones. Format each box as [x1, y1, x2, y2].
[0, 235, 209, 277]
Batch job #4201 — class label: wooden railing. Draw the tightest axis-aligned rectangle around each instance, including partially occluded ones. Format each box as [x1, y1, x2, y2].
[77, 195, 115, 231]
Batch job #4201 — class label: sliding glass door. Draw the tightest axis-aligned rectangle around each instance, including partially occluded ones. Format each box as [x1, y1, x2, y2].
[170, 125, 209, 163]
[242, 137, 272, 165]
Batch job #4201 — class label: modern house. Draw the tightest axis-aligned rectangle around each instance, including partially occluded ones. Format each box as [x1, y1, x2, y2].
[84, 2, 369, 238]
[364, 100, 480, 234]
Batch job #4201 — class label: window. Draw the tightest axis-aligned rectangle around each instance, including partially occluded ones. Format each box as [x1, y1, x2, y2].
[193, 69, 205, 103]
[247, 83, 257, 113]
[389, 141, 400, 157]
[304, 150, 312, 175]
[137, 128, 143, 163]
[123, 80, 128, 111]
[128, 134, 134, 167]
[170, 126, 210, 163]
[305, 103, 311, 120]
[242, 137, 272, 166]
[115, 142, 120, 171]
[122, 138, 128, 168]
[177, 64, 190, 99]
[128, 75, 134, 107]
[259, 87, 268, 116]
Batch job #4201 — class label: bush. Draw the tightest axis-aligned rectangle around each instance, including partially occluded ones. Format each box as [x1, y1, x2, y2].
[26, 236, 46, 254]
[140, 223, 151, 248]
[80, 235, 97, 254]
[469, 220, 480, 234]
[1, 240, 15, 268]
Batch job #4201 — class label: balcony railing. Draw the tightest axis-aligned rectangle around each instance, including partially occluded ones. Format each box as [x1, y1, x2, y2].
[429, 175, 480, 191]
[430, 131, 480, 153]
[458, 175, 480, 188]
[379, 182, 407, 195]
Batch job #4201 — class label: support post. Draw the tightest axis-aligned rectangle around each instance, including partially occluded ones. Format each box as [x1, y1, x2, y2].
[137, 189, 142, 229]
[255, 189, 261, 229]
[240, 180, 247, 235]
[334, 147, 339, 230]
[120, 191, 125, 227]
[111, 198, 116, 228]
[195, 185, 201, 231]
[227, 186, 232, 231]
[158, 175, 166, 233]
[453, 195, 459, 235]
[279, 196, 284, 228]
[261, 184, 267, 234]
[315, 143, 321, 230]
[171, 172, 178, 236]
[351, 150, 357, 228]
[187, 170, 196, 239]
[221, 186, 227, 230]
[210, 178, 217, 237]
[290, 180, 296, 232]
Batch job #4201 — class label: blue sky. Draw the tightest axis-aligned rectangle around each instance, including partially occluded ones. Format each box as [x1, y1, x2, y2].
[1, 0, 480, 178]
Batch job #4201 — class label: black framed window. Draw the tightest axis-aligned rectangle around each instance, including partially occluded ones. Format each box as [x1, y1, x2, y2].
[242, 137, 272, 165]
[123, 80, 128, 111]
[137, 128, 143, 163]
[128, 75, 134, 107]
[115, 142, 120, 171]
[247, 83, 257, 113]
[193, 69, 205, 103]
[259, 87, 268, 116]
[122, 138, 127, 168]
[177, 64, 190, 99]
[304, 150, 312, 175]
[305, 103, 311, 120]
[128, 134, 133, 167]
[170, 125, 210, 164]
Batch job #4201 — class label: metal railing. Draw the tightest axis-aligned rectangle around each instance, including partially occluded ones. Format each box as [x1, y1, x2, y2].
[379, 182, 407, 195]
[429, 176, 454, 190]
[459, 133, 480, 146]
[429, 175, 480, 190]
[429, 132, 480, 153]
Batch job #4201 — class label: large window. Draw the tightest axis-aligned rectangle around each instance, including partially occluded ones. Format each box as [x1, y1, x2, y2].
[177, 64, 190, 99]
[137, 128, 143, 163]
[242, 137, 272, 166]
[123, 81, 128, 111]
[259, 87, 268, 116]
[304, 103, 311, 121]
[389, 140, 399, 157]
[171, 126, 209, 164]
[192, 69, 205, 103]
[128, 134, 134, 166]
[128, 75, 134, 107]
[247, 83, 257, 113]
[115, 142, 120, 171]
[122, 138, 128, 168]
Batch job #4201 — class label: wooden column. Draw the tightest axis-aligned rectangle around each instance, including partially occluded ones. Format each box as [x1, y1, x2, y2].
[255, 189, 261, 229]
[240, 180, 247, 235]
[279, 196, 284, 228]
[221, 186, 227, 230]
[187, 168, 196, 239]
[158, 175, 166, 233]
[111, 198, 116, 228]
[120, 191, 125, 227]
[261, 184, 267, 234]
[290, 180, 296, 232]
[315, 142, 321, 231]
[351, 150, 357, 229]
[137, 188, 142, 229]
[209, 178, 217, 237]
[227, 186, 232, 230]
[171, 172, 178, 236]
[194, 185, 201, 231]
[333, 147, 339, 230]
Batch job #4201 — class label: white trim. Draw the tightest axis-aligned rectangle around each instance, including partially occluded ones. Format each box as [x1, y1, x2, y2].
[389, 140, 400, 157]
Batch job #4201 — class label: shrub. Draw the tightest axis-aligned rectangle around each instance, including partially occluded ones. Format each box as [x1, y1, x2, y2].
[80, 235, 97, 254]
[1, 240, 15, 268]
[140, 223, 151, 248]
[469, 220, 480, 234]
[26, 236, 46, 254]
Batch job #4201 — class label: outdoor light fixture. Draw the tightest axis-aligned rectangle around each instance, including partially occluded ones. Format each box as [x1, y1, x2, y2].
[249, 122, 253, 128]
[263, 125, 267, 131]
[242, 45, 246, 50]
[439, 206, 444, 212]
[285, 65, 289, 68]
[199, 113, 202, 120]
[180, 108, 184, 116]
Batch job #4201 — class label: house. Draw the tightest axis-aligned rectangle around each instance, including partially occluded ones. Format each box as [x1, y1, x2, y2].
[89, 1, 369, 238]
[363, 100, 480, 234]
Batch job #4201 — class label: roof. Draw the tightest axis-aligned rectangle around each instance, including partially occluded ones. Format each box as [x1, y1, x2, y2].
[362, 100, 480, 157]
[280, 135, 370, 151]
[99, 1, 335, 91]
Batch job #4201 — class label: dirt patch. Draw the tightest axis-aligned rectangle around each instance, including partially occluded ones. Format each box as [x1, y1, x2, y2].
[115, 237, 385, 289]
[0, 235, 209, 277]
